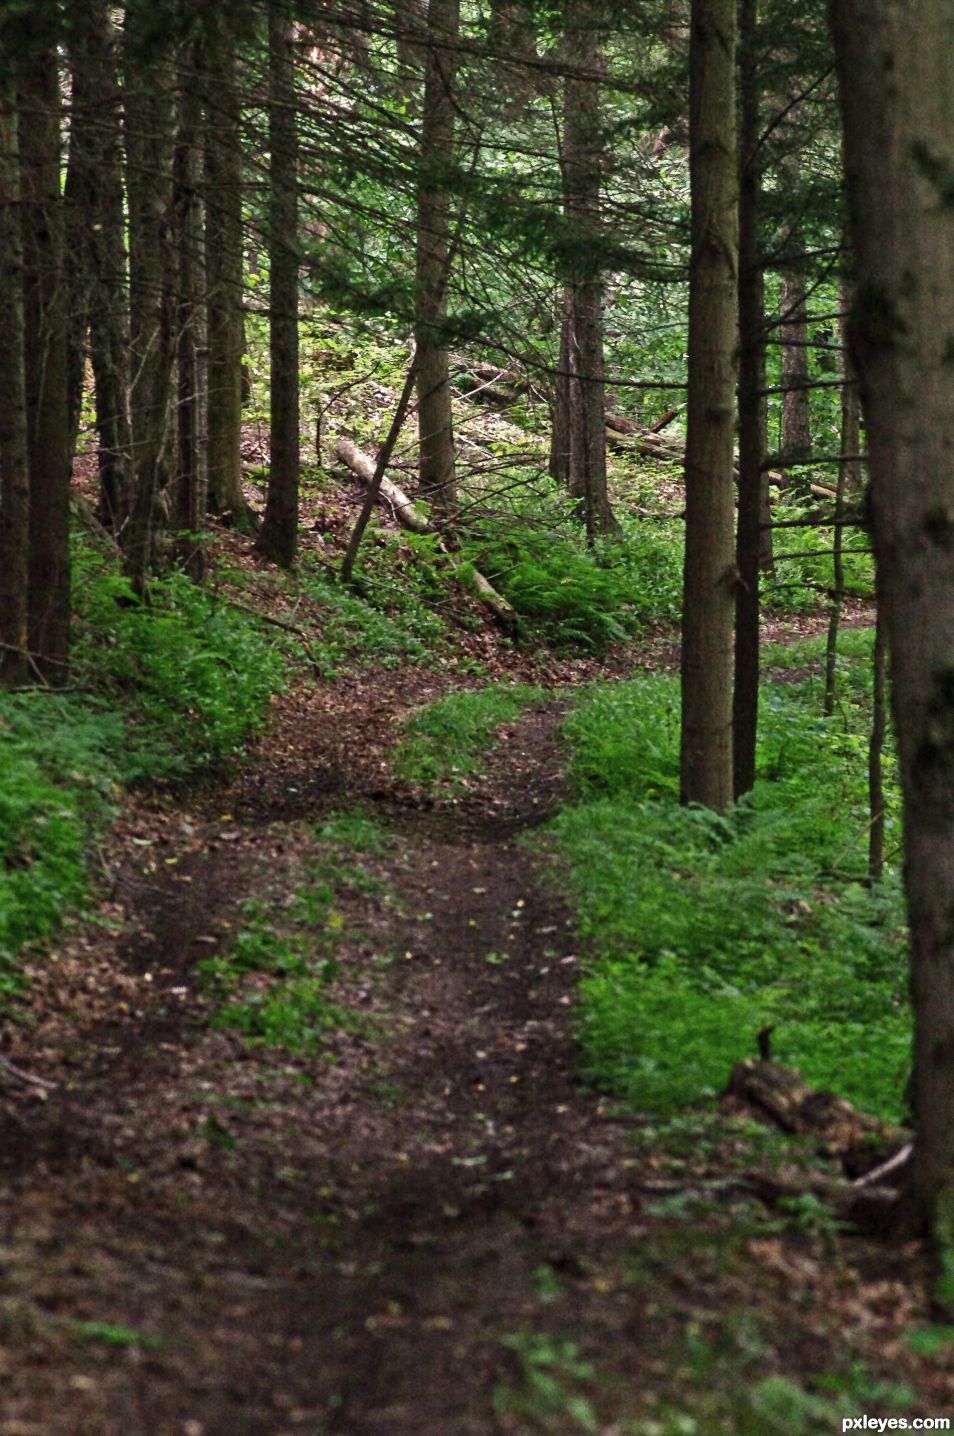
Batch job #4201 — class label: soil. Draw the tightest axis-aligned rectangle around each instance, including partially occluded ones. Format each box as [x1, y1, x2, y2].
[1, 650, 951, 1435]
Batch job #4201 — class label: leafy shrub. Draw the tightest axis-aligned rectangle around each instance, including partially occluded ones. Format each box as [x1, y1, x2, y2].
[0, 542, 289, 993]
[461, 511, 639, 649]
[0, 696, 121, 992]
[550, 639, 909, 1118]
[295, 543, 448, 672]
[73, 555, 285, 781]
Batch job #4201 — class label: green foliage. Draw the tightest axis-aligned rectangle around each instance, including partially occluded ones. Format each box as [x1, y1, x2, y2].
[214, 977, 357, 1052]
[762, 496, 875, 612]
[74, 552, 285, 781]
[394, 683, 543, 787]
[460, 495, 646, 648]
[313, 809, 392, 856]
[71, 1321, 161, 1352]
[550, 638, 909, 1119]
[494, 1330, 599, 1432]
[635, 1323, 914, 1435]
[0, 695, 122, 994]
[0, 541, 289, 995]
[295, 544, 448, 673]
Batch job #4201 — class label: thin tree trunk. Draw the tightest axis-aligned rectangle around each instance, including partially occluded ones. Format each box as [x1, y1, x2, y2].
[832, 0, 954, 1242]
[0, 86, 30, 687]
[779, 268, 812, 492]
[839, 284, 863, 498]
[124, 18, 176, 591]
[548, 302, 571, 485]
[823, 277, 856, 718]
[258, 5, 300, 568]
[20, 46, 71, 683]
[173, 46, 206, 581]
[64, 0, 132, 531]
[561, 2, 616, 539]
[868, 612, 887, 884]
[414, 0, 460, 522]
[205, 41, 251, 528]
[679, 0, 739, 811]
[733, 0, 765, 800]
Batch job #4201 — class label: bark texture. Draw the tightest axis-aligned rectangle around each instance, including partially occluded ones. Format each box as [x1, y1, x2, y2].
[832, 0, 954, 1242]
[779, 269, 812, 488]
[173, 48, 207, 580]
[205, 41, 249, 526]
[560, 5, 616, 541]
[733, 0, 765, 800]
[414, 0, 460, 521]
[258, 7, 300, 569]
[0, 86, 30, 685]
[20, 47, 71, 682]
[64, 0, 132, 530]
[123, 17, 176, 590]
[679, 0, 739, 810]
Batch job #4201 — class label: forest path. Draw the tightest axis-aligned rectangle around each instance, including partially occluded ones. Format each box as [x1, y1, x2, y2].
[0, 627, 937, 1434]
[0, 672, 657, 1435]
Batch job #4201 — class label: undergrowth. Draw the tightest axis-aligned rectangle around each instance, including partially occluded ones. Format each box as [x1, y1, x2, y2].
[549, 628, 909, 1119]
[293, 541, 450, 673]
[394, 684, 544, 788]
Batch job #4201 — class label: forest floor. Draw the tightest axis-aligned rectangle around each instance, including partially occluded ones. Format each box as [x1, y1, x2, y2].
[1, 621, 951, 1435]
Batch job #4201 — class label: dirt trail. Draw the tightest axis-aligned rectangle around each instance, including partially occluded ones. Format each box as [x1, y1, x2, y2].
[0, 668, 947, 1434]
[0, 684, 653, 1435]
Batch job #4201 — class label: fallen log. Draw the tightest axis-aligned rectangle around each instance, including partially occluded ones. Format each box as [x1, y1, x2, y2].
[724, 1058, 910, 1178]
[724, 1058, 912, 1235]
[335, 437, 431, 535]
[333, 437, 517, 632]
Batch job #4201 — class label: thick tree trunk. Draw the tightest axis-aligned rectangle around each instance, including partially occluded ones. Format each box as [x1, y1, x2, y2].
[733, 0, 765, 801]
[0, 87, 30, 687]
[258, 6, 300, 569]
[123, 18, 176, 591]
[832, 0, 954, 1243]
[560, 2, 616, 540]
[414, 0, 460, 522]
[679, 0, 739, 811]
[20, 47, 71, 684]
[205, 41, 250, 528]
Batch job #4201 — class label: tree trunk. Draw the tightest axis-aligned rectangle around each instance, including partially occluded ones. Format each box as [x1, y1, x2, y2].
[869, 612, 887, 886]
[204, 40, 251, 528]
[123, 17, 176, 591]
[258, 5, 300, 569]
[173, 46, 207, 581]
[64, 0, 132, 531]
[832, 0, 954, 1243]
[0, 84, 30, 687]
[548, 304, 572, 486]
[733, 0, 765, 801]
[779, 269, 812, 491]
[20, 46, 71, 684]
[560, 2, 616, 540]
[414, 0, 460, 522]
[679, 0, 739, 811]
[823, 273, 859, 719]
